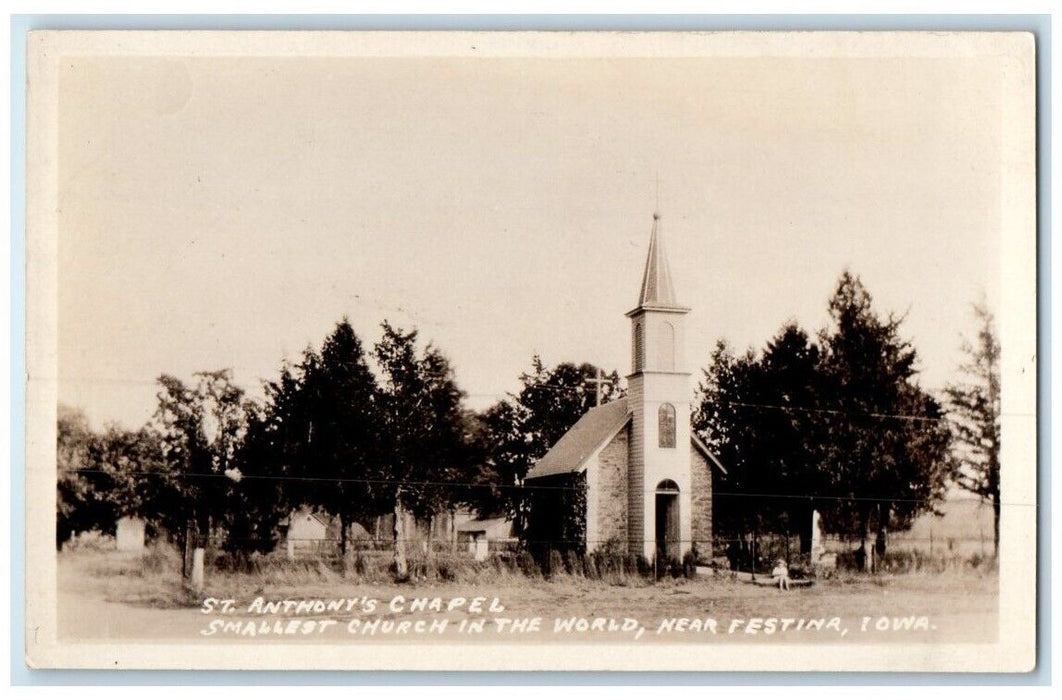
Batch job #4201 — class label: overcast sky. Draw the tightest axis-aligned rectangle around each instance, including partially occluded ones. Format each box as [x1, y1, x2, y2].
[57, 51, 1004, 429]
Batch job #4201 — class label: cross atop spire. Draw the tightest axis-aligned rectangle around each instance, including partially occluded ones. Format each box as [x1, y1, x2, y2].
[633, 213, 685, 311]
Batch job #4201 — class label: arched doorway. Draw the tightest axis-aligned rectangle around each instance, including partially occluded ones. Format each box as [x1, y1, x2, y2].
[655, 479, 680, 562]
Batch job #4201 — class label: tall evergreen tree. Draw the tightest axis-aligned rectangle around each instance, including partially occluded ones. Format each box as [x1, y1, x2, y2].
[944, 301, 1001, 554]
[818, 272, 953, 566]
[223, 400, 288, 556]
[253, 320, 386, 555]
[696, 273, 953, 571]
[695, 341, 763, 540]
[374, 321, 479, 578]
[694, 325, 824, 551]
[303, 320, 387, 554]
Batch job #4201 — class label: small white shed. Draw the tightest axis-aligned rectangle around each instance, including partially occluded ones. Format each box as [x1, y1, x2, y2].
[285, 509, 330, 560]
[455, 516, 514, 561]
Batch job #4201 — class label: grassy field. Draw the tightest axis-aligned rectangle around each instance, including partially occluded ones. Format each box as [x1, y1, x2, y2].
[57, 545, 999, 645]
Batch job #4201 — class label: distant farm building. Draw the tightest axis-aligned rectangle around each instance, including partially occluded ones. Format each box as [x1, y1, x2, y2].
[282, 509, 370, 559]
[284, 509, 330, 558]
[455, 514, 516, 561]
[281, 507, 514, 560]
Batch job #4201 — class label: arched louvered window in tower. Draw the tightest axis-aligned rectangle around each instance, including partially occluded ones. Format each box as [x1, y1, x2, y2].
[659, 321, 675, 371]
[633, 321, 645, 372]
[658, 403, 676, 448]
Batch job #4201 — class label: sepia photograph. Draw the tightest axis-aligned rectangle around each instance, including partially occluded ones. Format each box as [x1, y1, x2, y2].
[23, 30, 1037, 672]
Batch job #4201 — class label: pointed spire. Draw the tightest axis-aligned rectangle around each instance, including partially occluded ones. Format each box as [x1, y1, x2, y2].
[635, 212, 682, 309]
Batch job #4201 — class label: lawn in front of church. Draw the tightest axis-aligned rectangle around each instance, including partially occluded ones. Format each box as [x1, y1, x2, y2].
[57, 545, 997, 645]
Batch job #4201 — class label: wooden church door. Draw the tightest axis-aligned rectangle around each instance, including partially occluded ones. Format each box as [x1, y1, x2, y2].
[655, 479, 681, 562]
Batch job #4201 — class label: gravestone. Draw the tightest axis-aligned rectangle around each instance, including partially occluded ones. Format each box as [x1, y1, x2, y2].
[115, 516, 146, 552]
[810, 510, 836, 571]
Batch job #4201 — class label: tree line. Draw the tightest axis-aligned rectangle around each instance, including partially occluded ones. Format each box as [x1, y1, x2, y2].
[696, 272, 1000, 561]
[56, 318, 619, 573]
[57, 271, 1000, 568]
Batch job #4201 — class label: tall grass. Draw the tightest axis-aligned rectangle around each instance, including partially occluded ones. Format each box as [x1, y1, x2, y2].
[205, 546, 673, 588]
[834, 547, 997, 575]
[64, 539, 999, 615]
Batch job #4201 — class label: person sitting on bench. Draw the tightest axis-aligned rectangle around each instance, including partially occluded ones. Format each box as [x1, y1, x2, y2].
[771, 558, 791, 591]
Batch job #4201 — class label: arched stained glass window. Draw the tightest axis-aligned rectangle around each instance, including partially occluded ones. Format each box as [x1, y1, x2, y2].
[658, 403, 676, 448]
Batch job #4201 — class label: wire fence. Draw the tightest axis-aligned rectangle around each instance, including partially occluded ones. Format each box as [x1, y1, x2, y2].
[84, 522, 997, 570]
[65, 517, 998, 585]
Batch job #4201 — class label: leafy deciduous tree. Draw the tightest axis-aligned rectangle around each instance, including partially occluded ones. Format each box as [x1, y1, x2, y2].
[57, 405, 108, 549]
[478, 357, 624, 531]
[153, 370, 248, 546]
[57, 405, 171, 549]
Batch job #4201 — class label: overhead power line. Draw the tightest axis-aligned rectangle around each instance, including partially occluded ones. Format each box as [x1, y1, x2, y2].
[57, 468, 1030, 508]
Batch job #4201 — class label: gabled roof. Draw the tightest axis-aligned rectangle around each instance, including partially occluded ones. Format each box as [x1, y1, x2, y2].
[633, 214, 686, 312]
[524, 396, 730, 481]
[282, 508, 330, 528]
[525, 398, 631, 480]
[692, 433, 729, 475]
[456, 516, 512, 534]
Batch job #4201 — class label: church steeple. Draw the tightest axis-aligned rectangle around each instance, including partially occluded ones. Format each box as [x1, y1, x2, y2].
[633, 213, 687, 313]
[623, 212, 695, 561]
[626, 213, 691, 374]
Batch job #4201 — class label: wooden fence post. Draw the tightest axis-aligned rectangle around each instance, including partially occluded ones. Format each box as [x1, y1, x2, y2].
[182, 519, 195, 579]
[190, 547, 205, 595]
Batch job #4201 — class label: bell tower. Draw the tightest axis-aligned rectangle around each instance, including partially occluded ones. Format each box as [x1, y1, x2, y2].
[626, 213, 693, 561]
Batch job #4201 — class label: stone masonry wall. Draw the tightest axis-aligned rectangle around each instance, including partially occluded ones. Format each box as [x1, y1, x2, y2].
[690, 447, 713, 555]
[594, 426, 629, 551]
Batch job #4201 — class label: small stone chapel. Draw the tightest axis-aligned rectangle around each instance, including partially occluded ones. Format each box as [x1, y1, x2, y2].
[525, 214, 726, 561]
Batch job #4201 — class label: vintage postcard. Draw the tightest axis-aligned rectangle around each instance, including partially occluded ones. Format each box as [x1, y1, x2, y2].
[24, 30, 1037, 672]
